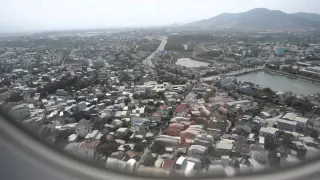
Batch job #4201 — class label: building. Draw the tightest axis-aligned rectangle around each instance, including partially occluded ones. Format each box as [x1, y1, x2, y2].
[187, 145, 208, 158]
[75, 119, 91, 138]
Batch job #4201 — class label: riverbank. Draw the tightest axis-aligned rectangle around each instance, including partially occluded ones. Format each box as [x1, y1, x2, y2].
[264, 68, 320, 85]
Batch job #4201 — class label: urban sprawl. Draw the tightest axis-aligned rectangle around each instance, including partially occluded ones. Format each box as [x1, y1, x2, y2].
[1, 29, 320, 177]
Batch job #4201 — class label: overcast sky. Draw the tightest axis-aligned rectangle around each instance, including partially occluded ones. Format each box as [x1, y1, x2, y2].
[1, 0, 320, 33]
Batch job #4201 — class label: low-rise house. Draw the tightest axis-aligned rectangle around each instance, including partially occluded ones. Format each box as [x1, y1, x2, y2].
[294, 116, 309, 132]
[75, 119, 92, 138]
[151, 111, 163, 122]
[68, 134, 78, 142]
[116, 128, 130, 139]
[167, 123, 185, 136]
[277, 119, 298, 132]
[175, 103, 189, 117]
[155, 135, 180, 147]
[187, 145, 208, 158]
[282, 113, 297, 121]
[84, 130, 100, 141]
[259, 127, 279, 138]
[215, 141, 234, 156]
[194, 134, 213, 147]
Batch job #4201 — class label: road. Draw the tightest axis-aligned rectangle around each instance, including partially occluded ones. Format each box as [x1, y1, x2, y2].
[142, 36, 167, 67]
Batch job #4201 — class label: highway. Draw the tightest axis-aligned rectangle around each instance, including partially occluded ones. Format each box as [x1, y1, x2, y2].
[142, 36, 167, 67]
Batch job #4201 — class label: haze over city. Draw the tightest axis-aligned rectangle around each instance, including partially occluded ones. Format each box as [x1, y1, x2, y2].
[1, 0, 320, 33]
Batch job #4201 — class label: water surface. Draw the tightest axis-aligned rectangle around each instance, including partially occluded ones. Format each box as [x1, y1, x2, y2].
[236, 71, 320, 96]
[176, 58, 209, 68]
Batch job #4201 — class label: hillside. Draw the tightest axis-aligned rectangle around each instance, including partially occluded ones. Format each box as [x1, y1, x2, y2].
[293, 12, 320, 22]
[186, 8, 320, 31]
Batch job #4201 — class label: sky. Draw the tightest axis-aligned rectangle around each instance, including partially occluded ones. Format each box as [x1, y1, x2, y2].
[1, 0, 320, 33]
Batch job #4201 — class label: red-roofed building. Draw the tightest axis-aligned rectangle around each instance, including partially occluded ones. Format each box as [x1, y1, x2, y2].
[162, 159, 175, 170]
[175, 103, 188, 117]
[160, 105, 169, 109]
[167, 123, 185, 136]
[152, 111, 163, 121]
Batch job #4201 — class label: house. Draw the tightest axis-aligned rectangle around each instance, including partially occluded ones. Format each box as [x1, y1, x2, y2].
[299, 136, 319, 148]
[282, 113, 297, 121]
[56, 89, 69, 96]
[84, 130, 100, 141]
[260, 112, 272, 119]
[293, 116, 309, 132]
[259, 127, 279, 138]
[175, 103, 188, 117]
[132, 106, 146, 116]
[180, 128, 203, 143]
[68, 134, 78, 142]
[65, 141, 98, 160]
[226, 100, 251, 108]
[75, 119, 91, 138]
[187, 145, 208, 157]
[215, 141, 234, 156]
[276, 119, 297, 132]
[194, 134, 213, 147]
[116, 128, 130, 139]
[155, 135, 180, 147]
[162, 159, 175, 171]
[167, 123, 185, 136]
[151, 111, 163, 122]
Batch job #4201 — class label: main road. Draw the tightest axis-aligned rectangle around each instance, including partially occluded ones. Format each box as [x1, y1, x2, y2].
[142, 36, 167, 67]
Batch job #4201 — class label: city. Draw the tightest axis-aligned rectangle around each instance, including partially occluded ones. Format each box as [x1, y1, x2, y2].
[1, 6, 320, 178]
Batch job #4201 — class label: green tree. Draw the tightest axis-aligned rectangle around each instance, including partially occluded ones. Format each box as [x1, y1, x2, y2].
[310, 130, 319, 140]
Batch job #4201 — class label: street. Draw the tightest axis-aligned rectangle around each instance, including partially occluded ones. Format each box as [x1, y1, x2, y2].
[142, 36, 167, 67]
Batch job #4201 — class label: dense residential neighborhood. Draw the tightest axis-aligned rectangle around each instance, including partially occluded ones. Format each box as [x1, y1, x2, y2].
[0, 28, 320, 177]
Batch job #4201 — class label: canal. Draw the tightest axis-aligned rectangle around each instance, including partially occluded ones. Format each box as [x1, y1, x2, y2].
[236, 71, 320, 96]
[176, 58, 209, 68]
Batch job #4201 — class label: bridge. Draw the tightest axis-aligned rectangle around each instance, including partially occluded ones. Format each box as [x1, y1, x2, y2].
[224, 66, 264, 77]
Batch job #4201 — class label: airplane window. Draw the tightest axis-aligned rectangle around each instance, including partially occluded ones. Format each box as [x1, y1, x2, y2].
[1, 0, 320, 179]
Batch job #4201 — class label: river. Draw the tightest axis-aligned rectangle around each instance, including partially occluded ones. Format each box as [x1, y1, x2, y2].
[176, 58, 209, 68]
[236, 71, 320, 96]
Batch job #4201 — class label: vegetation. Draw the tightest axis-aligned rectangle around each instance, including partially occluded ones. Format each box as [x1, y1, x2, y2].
[165, 34, 215, 52]
[204, 87, 216, 103]
[285, 96, 313, 115]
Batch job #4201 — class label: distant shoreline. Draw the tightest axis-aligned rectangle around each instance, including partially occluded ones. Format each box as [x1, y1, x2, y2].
[264, 68, 320, 85]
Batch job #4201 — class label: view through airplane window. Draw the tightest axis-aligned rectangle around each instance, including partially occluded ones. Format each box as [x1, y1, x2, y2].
[1, 0, 320, 178]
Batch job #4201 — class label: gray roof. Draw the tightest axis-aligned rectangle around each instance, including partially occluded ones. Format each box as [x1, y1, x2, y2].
[216, 142, 233, 150]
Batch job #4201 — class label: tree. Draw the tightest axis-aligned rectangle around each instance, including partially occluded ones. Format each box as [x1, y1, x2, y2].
[310, 130, 319, 140]
[282, 133, 294, 146]
[263, 88, 274, 95]
[151, 143, 165, 154]
[7, 92, 22, 102]
[133, 143, 145, 152]
[264, 135, 277, 151]
[124, 98, 131, 106]
[96, 142, 119, 156]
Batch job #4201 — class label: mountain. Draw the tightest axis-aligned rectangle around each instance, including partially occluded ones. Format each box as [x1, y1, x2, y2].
[293, 12, 320, 22]
[186, 8, 320, 31]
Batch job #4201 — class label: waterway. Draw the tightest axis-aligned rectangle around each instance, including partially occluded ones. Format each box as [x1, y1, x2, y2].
[176, 58, 209, 68]
[236, 71, 320, 96]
